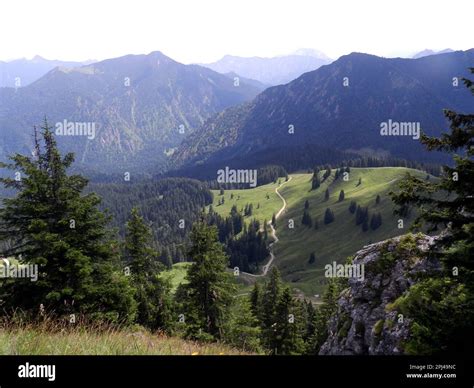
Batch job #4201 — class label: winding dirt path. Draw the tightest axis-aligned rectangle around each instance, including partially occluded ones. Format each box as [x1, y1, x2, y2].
[242, 176, 292, 278]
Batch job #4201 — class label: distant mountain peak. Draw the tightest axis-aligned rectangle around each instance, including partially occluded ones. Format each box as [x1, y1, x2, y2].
[292, 48, 331, 61]
[147, 50, 168, 59]
[201, 51, 333, 86]
[412, 48, 454, 59]
[32, 55, 46, 62]
[0, 56, 95, 87]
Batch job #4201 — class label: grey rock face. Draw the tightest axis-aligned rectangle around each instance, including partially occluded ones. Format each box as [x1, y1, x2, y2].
[319, 234, 441, 355]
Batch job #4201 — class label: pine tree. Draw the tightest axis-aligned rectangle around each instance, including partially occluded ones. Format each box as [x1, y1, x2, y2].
[355, 206, 368, 226]
[223, 297, 262, 352]
[311, 173, 321, 190]
[273, 287, 305, 355]
[323, 167, 331, 181]
[303, 301, 317, 346]
[338, 190, 345, 202]
[125, 208, 160, 277]
[250, 282, 262, 320]
[272, 213, 276, 228]
[0, 122, 136, 321]
[308, 252, 316, 264]
[324, 208, 335, 224]
[304, 200, 310, 209]
[324, 188, 330, 201]
[261, 267, 283, 350]
[181, 223, 235, 340]
[349, 201, 357, 214]
[124, 208, 173, 330]
[301, 210, 313, 228]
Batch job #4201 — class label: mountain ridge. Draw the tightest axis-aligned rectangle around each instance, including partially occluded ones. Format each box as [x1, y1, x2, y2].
[174, 49, 474, 173]
[201, 50, 332, 85]
[0, 51, 263, 174]
[0, 56, 95, 87]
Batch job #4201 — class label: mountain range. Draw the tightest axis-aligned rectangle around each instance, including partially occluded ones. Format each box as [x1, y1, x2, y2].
[201, 49, 332, 86]
[1, 49, 473, 179]
[173, 49, 474, 175]
[0, 51, 263, 174]
[0, 56, 95, 88]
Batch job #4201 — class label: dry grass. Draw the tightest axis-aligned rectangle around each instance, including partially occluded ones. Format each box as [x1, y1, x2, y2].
[0, 317, 251, 355]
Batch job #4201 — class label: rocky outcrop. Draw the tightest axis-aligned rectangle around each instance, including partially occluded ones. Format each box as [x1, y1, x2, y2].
[319, 234, 441, 355]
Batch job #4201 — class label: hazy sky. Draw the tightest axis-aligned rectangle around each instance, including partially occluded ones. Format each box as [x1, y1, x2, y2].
[1, 0, 472, 63]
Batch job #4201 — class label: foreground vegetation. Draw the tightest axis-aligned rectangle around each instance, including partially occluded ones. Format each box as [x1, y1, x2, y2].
[0, 321, 250, 355]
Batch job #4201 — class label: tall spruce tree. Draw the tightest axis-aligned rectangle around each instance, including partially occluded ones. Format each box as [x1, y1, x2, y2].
[250, 282, 262, 320]
[181, 223, 235, 340]
[124, 208, 173, 331]
[261, 267, 283, 350]
[0, 122, 136, 321]
[389, 69, 474, 355]
[125, 208, 160, 276]
[273, 287, 305, 355]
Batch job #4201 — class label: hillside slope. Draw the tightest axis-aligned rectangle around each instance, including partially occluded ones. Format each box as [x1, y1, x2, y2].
[174, 50, 474, 171]
[210, 167, 428, 295]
